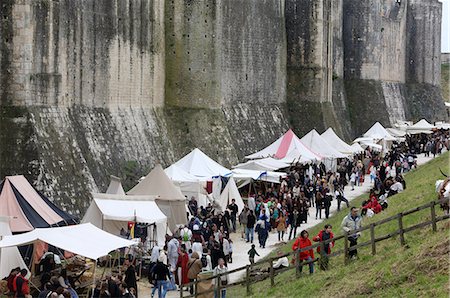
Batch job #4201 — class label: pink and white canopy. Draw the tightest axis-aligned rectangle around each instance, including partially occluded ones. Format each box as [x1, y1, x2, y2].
[245, 129, 322, 162]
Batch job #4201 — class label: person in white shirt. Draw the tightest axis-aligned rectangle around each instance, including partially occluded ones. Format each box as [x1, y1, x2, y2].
[350, 171, 356, 191]
[213, 258, 228, 298]
[150, 245, 160, 263]
[180, 226, 192, 251]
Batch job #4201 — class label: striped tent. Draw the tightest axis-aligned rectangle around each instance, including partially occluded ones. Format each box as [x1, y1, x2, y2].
[0, 175, 77, 233]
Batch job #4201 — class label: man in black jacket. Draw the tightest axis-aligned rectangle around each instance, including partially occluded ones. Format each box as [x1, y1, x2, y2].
[246, 210, 256, 243]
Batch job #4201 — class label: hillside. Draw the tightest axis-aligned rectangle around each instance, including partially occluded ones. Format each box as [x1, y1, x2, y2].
[443, 63, 450, 102]
[229, 152, 450, 297]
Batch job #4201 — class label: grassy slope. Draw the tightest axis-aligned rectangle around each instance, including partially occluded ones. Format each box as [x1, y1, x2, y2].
[442, 63, 449, 102]
[230, 152, 450, 297]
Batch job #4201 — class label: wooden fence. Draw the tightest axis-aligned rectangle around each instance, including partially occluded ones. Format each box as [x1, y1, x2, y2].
[180, 199, 449, 298]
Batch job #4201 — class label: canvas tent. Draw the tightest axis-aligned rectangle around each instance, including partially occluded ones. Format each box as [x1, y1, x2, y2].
[0, 223, 135, 261]
[216, 178, 245, 214]
[232, 168, 286, 187]
[82, 194, 167, 246]
[321, 128, 356, 155]
[245, 129, 322, 163]
[106, 176, 126, 195]
[0, 175, 77, 233]
[406, 119, 436, 134]
[172, 148, 232, 179]
[386, 127, 407, 138]
[233, 157, 290, 171]
[127, 165, 187, 231]
[363, 122, 397, 141]
[0, 216, 28, 279]
[351, 143, 365, 154]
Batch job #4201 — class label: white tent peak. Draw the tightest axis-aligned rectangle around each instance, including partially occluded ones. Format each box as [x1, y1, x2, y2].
[363, 122, 396, 141]
[172, 148, 231, 179]
[301, 129, 347, 158]
[164, 164, 199, 183]
[321, 128, 355, 155]
[0, 216, 28, 279]
[106, 175, 125, 195]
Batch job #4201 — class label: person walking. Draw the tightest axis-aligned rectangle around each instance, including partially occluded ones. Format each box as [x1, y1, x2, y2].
[247, 244, 260, 265]
[151, 256, 170, 298]
[227, 199, 239, 232]
[312, 224, 335, 270]
[238, 206, 248, 239]
[246, 210, 256, 243]
[187, 252, 203, 295]
[288, 208, 299, 240]
[341, 207, 362, 260]
[292, 230, 314, 274]
[277, 212, 287, 242]
[335, 187, 349, 211]
[213, 258, 228, 298]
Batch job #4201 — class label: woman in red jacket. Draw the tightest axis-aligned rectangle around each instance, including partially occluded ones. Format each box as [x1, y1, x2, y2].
[313, 224, 335, 270]
[292, 230, 314, 274]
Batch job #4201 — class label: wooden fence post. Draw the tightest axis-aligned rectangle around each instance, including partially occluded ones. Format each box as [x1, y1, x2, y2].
[370, 223, 376, 255]
[246, 265, 251, 296]
[269, 258, 275, 286]
[180, 283, 184, 298]
[319, 241, 326, 270]
[431, 201, 437, 232]
[194, 279, 198, 298]
[216, 274, 221, 298]
[398, 213, 405, 246]
[295, 249, 300, 277]
[344, 232, 349, 265]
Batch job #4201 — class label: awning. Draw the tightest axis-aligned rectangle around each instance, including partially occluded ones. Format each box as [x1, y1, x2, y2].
[0, 223, 135, 260]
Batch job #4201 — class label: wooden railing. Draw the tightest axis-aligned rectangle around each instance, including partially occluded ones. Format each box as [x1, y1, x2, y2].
[180, 199, 449, 298]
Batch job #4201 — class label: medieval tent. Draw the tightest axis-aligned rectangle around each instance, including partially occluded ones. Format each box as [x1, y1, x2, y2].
[406, 119, 436, 134]
[351, 143, 365, 154]
[82, 194, 167, 246]
[0, 175, 77, 233]
[216, 178, 245, 214]
[105, 175, 126, 195]
[245, 129, 322, 163]
[127, 165, 187, 231]
[233, 157, 290, 171]
[172, 148, 232, 179]
[320, 128, 356, 156]
[0, 216, 28, 279]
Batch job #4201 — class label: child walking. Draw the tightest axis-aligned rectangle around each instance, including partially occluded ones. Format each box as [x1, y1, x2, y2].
[247, 244, 260, 265]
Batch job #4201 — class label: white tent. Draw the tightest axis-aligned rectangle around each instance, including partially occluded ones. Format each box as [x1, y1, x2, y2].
[0, 216, 28, 279]
[106, 175, 126, 195]
[82, 194, 167, 246]
[406, 119, 436, 134]
[353, 138, 383, 151]
[128, 165, 187, 231]
[172, 148, 232, 179]
[217, 178, 245, 214]
[0, 223, 135, 260]
[435, 122, 450, 130]
[363, 122, 397, 141]
[233, 157, 290, 171]
[245, 129, 322, 162]
[386, 127, 407, 138]
[350, 143, 365, 154]
[321, 128, 355, 155]
[232, 168, 286, 187]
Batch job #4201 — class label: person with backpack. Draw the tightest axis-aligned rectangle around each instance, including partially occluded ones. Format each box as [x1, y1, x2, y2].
[12, 269, 30, 298]
[201, 248, 212, 271]
[180, 226, 192, 252]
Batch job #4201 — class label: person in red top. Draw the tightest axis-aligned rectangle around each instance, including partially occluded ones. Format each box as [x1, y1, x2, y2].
[13, 269, 30, 298]
[6, 267, 20, 296]
[176, 245, 190, 288]
[313, 224, 335, 270]
[363, 194, 382, 215]
[292, 230, 314, 274]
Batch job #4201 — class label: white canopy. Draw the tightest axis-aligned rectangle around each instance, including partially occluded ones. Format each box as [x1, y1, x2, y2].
[128, 165, 187, 231]
[435, 122, 450, 130]
[386, 127, 407, 138]
[350, 143, 365, 153]
[363, 122, 397, 141]
[217, 178, 245, 214]
[232, 168, 286, 186]
[172, 148, 232, 179]
[406, 119, 436, 134]
[245, 129, 322, 162]
[0, 216, 28, 279]
[82, 194, 167, 246]
[233, 157, 290, 171]
[320, 128, 355, 155]
[301, 129, 347, 159]
[0, 223, 135, 260]
[164, 164, 200, 183]
[106, 176, 126, 195]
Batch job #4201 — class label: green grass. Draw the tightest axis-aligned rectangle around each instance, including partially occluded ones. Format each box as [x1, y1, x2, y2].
[442, 63, 449, 102]
[229, 152, 450, 297]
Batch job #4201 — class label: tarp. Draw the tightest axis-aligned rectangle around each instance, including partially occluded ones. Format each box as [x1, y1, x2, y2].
[245, 129, 322, 162]
[320, 128, 355, 155]
[217, 178, 245, 214]
[106, 176, 126, 195]
[300, 129, 347, 159]
[82, 194, 167, 246]
[0, 223, 135, 260]
[0, 175, 77, 233]
[128, 165, 187, 231]
[233, 157, 290, 171]
[363, 122, 397, 141]
[172, 148, 232, 179]
[0, 216, 28, 279]
[406, 119, 436, 134]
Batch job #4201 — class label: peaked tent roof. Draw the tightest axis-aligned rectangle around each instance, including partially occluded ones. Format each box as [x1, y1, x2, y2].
[172, 148, 232, 179]
[363, 122, 396, 141]
[164, 164, 200, 183]
[0, 223, 135, 260]
[300, 129, 347, 158]
[233, 157, 290, 171]
[406, 119, 436, 134]
[321, 128, 355, 155]
[218, 178, 245, 214]
[106, 176, 125, 195]
[0, 216, 28, 279]
[245, 129, 322, 161]
[351, 143, 365, 153]
[0, 175, 77, 233]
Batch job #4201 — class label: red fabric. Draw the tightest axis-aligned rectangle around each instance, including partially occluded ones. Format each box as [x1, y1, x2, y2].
[275, 129, 294, 159]
[206, 181, 213, 194]
[7, 274, 16, 292]
[177, 253, 190, 285]
[292, 237, 314, 260]
[363, 197, 382, 214]
[13, 275, 30, 297]
[312, 230, 335, 254]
